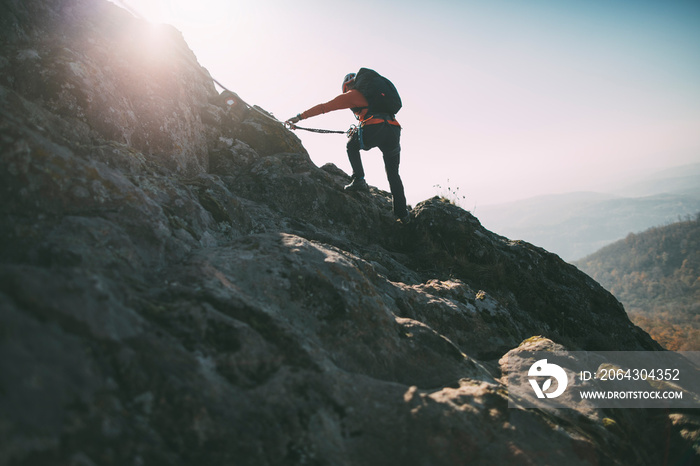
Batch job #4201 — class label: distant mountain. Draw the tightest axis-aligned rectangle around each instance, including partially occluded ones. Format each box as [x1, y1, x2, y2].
[575, 215, 700, 350]
[611, 163, 700, 198]
[477, 180, 700, 262]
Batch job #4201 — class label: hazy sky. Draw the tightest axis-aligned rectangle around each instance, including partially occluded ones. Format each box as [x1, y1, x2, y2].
[110, 0, 700, 208]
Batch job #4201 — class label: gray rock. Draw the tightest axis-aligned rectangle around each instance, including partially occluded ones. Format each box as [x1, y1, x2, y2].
[0, 0, 696, 465]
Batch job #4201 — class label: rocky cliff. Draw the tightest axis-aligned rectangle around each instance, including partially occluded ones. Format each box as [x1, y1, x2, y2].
[1, 1, 697, 465]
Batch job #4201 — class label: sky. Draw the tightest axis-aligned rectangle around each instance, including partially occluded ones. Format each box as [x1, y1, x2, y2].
[109, 0, 700, 209]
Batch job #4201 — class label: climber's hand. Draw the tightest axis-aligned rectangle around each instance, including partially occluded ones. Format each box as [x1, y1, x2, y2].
[285, 114, 301, 129]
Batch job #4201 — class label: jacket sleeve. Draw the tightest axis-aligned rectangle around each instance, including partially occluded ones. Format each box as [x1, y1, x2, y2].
[300, 89, 368, 120]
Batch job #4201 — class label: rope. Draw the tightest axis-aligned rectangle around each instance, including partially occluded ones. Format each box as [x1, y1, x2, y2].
[289, 126, 347, 135]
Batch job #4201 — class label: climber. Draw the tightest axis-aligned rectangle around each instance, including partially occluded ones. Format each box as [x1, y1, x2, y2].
[285, 68, 410, 224]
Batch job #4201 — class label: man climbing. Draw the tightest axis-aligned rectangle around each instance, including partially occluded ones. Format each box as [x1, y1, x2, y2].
[285, 68, 410, 224]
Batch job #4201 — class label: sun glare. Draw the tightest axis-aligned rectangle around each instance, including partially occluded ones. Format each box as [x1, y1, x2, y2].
[110, 0, 172, 24]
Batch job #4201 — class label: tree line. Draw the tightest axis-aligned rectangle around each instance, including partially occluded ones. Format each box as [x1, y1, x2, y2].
[575, 213, 699, 351]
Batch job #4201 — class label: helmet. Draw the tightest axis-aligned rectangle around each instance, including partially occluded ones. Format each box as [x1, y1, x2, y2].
[342, 72, 356, 93]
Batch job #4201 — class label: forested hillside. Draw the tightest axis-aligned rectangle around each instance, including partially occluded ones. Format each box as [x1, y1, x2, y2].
[576, 214, 700, 350]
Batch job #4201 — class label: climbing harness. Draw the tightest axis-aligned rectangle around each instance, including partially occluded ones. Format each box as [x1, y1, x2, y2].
[353, 115, 401, 150]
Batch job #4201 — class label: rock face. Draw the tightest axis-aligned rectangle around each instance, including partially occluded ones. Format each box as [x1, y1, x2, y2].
[0, 1, 697, 465]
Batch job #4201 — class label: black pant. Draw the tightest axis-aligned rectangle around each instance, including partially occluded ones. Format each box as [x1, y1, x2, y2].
[346, 122, 407, 217]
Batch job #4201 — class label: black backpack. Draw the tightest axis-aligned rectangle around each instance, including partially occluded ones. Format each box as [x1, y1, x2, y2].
[353, 68, 402, 116]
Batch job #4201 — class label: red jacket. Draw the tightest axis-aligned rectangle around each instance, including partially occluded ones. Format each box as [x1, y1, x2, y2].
[300, 89, 400, 126]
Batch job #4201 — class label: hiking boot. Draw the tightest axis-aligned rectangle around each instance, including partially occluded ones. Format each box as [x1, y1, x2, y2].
[344, 176, 369, 192]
